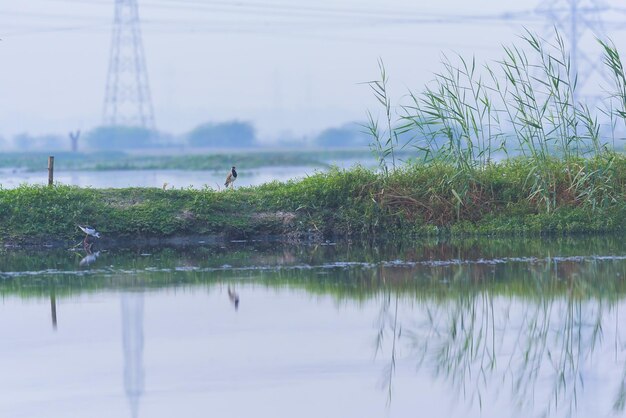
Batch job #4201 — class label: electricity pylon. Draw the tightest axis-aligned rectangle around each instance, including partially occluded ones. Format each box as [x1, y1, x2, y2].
[103, 0, 156, 129]
[536, 0, 612, 103]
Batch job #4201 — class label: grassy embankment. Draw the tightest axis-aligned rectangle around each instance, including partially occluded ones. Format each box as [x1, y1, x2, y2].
[1, 32, 626, 243]
[0, 156, 625, 244]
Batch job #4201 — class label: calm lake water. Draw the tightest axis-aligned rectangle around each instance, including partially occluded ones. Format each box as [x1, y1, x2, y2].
[2, 236, 626, 418]
[0, 166, 315, 189]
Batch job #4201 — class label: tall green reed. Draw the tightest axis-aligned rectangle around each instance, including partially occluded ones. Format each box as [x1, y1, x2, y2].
[600, 39, 626, 128]
[364, 60, 399, 176]
[366, 29, 622, 213]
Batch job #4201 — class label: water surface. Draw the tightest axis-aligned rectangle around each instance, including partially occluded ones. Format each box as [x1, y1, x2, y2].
[0, 166, 314, 189]
[2, 237, 626, 418]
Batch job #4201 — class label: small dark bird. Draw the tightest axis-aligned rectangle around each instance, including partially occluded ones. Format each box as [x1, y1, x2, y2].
[224, 166, 237, 189]
[228, 286, 240, 310]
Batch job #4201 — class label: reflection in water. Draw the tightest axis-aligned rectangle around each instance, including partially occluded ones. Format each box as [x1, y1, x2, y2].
[375, 262, 625, 417]
[50, 292, 57, 330]
[228, 286, 240, 310]
[79, 250, 101, 267]
[375, 290, 400, 405]
[1, 236, 626, 417]
[122, 292, 145, 418]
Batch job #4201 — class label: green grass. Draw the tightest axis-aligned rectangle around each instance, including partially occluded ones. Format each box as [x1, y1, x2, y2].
[1, 158, 625, 244]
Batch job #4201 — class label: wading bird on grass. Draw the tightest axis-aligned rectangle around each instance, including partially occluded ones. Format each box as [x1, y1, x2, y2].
[224, 166, 237, 189]
[79, 225, 100, 238]
[78, 225, 100, 252]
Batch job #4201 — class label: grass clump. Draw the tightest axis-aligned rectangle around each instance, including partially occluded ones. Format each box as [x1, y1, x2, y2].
[366, 30, 626, 217]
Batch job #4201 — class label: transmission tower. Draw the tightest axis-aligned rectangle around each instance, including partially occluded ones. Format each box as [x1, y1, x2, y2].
[536, 0, 611, 102]
[103, 0, 156, 129]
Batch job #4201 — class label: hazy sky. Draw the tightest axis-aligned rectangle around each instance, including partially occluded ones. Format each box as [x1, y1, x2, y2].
[1, 0, 625, 141]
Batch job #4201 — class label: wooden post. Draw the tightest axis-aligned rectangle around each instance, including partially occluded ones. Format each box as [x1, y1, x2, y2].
[48, 156, 54, 186]
[50, 293, 57, 330]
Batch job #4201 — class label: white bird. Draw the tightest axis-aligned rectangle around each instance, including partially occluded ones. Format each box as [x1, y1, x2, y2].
[78, 225, 101, 238]
[78, 225, 101, 253]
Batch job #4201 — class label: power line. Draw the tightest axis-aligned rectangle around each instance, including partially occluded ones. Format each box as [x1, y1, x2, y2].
[536, 0, 614, 104]
[4, 0, 626, 66]
[1, 6, 538, 26]
[0, 7, 543, 37]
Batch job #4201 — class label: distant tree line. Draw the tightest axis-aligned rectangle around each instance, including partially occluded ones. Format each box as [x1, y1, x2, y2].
[0, 120, 373, 151]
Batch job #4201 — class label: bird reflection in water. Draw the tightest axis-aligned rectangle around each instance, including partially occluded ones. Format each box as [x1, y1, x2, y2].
[79, 251, 101, 267]
[228, 286, 240, 310]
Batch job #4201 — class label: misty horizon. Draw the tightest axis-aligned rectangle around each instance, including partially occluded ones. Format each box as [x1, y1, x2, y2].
[2, 0, 625, 142]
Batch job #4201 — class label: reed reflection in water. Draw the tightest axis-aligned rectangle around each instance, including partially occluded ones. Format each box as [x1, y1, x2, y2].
[374, 255, 626, 417]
